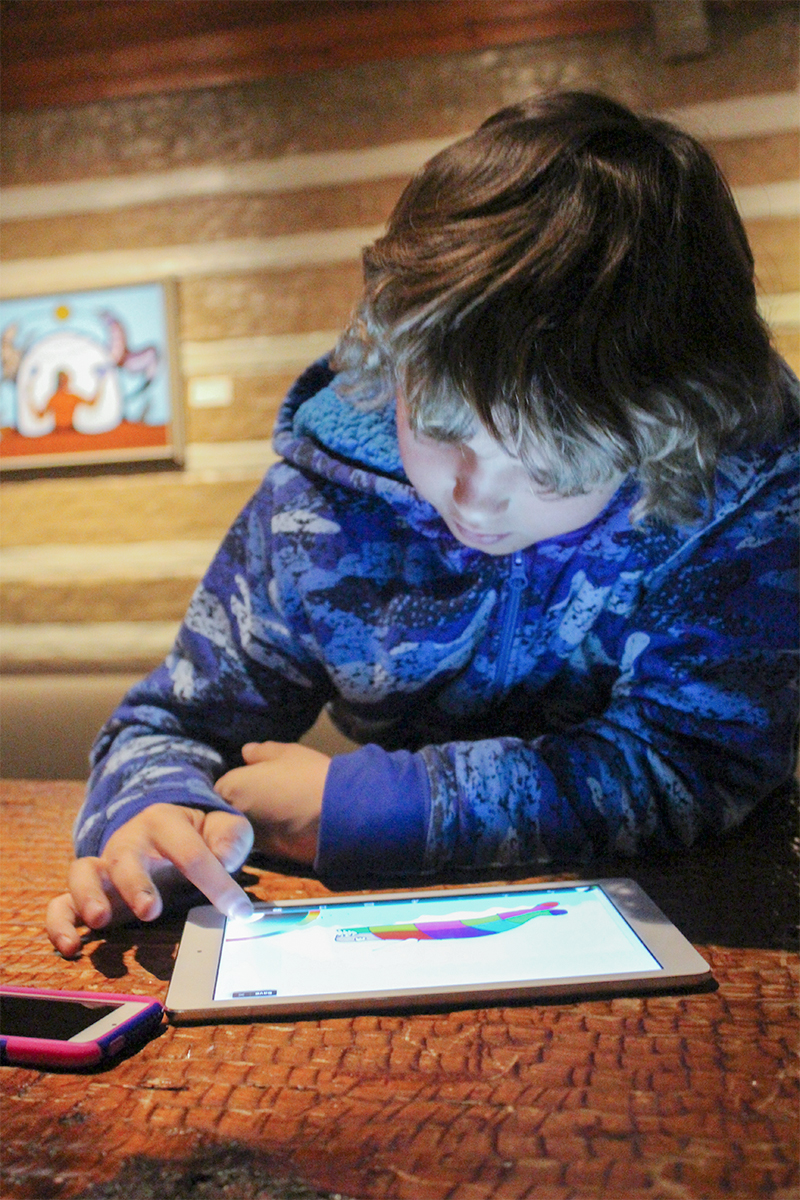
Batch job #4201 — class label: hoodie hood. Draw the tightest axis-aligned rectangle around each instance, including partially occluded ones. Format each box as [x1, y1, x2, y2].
[272, 356, 476, 555]
[273, 356, 402, 477]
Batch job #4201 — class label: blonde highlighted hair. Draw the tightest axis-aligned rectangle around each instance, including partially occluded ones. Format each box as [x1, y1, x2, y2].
[334, 91, 792, 524]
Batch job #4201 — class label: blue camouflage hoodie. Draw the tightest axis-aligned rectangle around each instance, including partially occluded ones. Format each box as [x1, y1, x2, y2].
[75, 357, 800, 878]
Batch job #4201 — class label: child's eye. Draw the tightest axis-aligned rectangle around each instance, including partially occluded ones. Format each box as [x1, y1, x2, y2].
[526, 470, 574, 498]
[417, 427, 471, 446]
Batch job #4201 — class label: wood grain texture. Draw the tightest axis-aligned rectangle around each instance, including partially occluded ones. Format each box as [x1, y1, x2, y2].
[0, 1, 646, 111]
[1, 780, 797, 1200]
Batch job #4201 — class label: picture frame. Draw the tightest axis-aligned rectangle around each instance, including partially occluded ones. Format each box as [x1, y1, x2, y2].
[0, 280, 184, 471]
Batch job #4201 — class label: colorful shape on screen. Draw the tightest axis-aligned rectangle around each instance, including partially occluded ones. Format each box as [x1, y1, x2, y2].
[335, 903, 567, 942]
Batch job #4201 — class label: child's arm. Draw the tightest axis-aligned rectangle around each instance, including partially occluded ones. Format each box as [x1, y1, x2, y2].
[47, 478, 336, 953]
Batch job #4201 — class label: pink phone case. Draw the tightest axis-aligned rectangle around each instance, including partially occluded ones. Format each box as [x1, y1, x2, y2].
[0, 986, 164, 1067]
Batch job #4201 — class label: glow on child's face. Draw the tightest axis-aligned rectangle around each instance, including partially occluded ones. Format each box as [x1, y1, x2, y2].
[396, 395, 622, 554]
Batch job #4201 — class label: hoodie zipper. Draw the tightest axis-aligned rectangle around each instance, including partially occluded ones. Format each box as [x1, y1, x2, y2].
[494, 551, 528, 693]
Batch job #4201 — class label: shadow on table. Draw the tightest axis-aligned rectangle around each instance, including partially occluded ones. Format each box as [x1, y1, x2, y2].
[87, 922, 184, 983]
[597, 782, 798, 952]
[73, 1143, 358, 1200]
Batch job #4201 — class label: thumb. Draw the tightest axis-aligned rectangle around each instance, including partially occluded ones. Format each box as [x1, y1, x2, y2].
[241, 740, 282, 764]
[202, 810, 254, 873]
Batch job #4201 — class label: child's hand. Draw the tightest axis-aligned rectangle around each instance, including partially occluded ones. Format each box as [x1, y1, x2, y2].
[45, 804, 254, 958]
[214, 741, 330, 865]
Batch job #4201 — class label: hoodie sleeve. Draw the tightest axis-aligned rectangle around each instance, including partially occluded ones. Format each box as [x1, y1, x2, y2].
[316, 746, 431, 877]
[315, 443, 799, 878]
[74, 477, 334, 857]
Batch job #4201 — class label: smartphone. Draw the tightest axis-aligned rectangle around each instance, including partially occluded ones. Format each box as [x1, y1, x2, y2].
[0, 987, 164, 1067]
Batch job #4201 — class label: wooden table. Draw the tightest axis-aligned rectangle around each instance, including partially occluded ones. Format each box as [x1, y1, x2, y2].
[1, 780, 797, 1200]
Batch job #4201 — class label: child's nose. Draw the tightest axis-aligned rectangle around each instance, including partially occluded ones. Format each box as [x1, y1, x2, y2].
[453, 461, 509, 515]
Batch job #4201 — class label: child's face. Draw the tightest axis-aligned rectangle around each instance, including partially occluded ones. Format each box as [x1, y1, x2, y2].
[396, 396, 623, 554]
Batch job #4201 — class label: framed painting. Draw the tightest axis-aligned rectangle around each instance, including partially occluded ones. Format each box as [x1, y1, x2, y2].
[0, 280, 184, 470]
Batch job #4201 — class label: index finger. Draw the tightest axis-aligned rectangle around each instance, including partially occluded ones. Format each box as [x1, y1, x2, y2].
[147, 806, 254, 920]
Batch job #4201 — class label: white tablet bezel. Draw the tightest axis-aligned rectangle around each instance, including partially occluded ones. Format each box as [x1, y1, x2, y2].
[165, 878, 712, 1022]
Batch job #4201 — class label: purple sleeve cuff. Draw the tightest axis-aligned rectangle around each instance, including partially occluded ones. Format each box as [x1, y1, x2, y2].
[314, 744, 431, 879]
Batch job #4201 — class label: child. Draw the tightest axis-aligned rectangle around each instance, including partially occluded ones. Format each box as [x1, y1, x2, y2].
[47, 91, 798, 956]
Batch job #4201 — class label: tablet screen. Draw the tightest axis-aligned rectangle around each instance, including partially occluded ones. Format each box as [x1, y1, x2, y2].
[212, 884, 661, 1002]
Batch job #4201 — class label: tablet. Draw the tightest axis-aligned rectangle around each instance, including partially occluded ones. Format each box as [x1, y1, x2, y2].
[165, 879, 712, 1021]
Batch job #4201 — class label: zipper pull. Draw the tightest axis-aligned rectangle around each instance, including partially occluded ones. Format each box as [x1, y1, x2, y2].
[494, 552, 528, 693]
[509, 551, 528, 589]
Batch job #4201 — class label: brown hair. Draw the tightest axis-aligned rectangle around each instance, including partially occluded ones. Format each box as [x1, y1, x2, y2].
[334, 91, 791, 523]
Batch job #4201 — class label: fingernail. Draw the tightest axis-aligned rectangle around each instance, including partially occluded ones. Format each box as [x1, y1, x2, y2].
[85, 900, 106, 926]
[56, 935, 77, 957]
[225, 896, 255, 922]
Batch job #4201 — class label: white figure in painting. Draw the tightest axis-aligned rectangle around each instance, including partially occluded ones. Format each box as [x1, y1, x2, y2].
[1, 306, 159, 438]
[14, 329, 124, 437]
